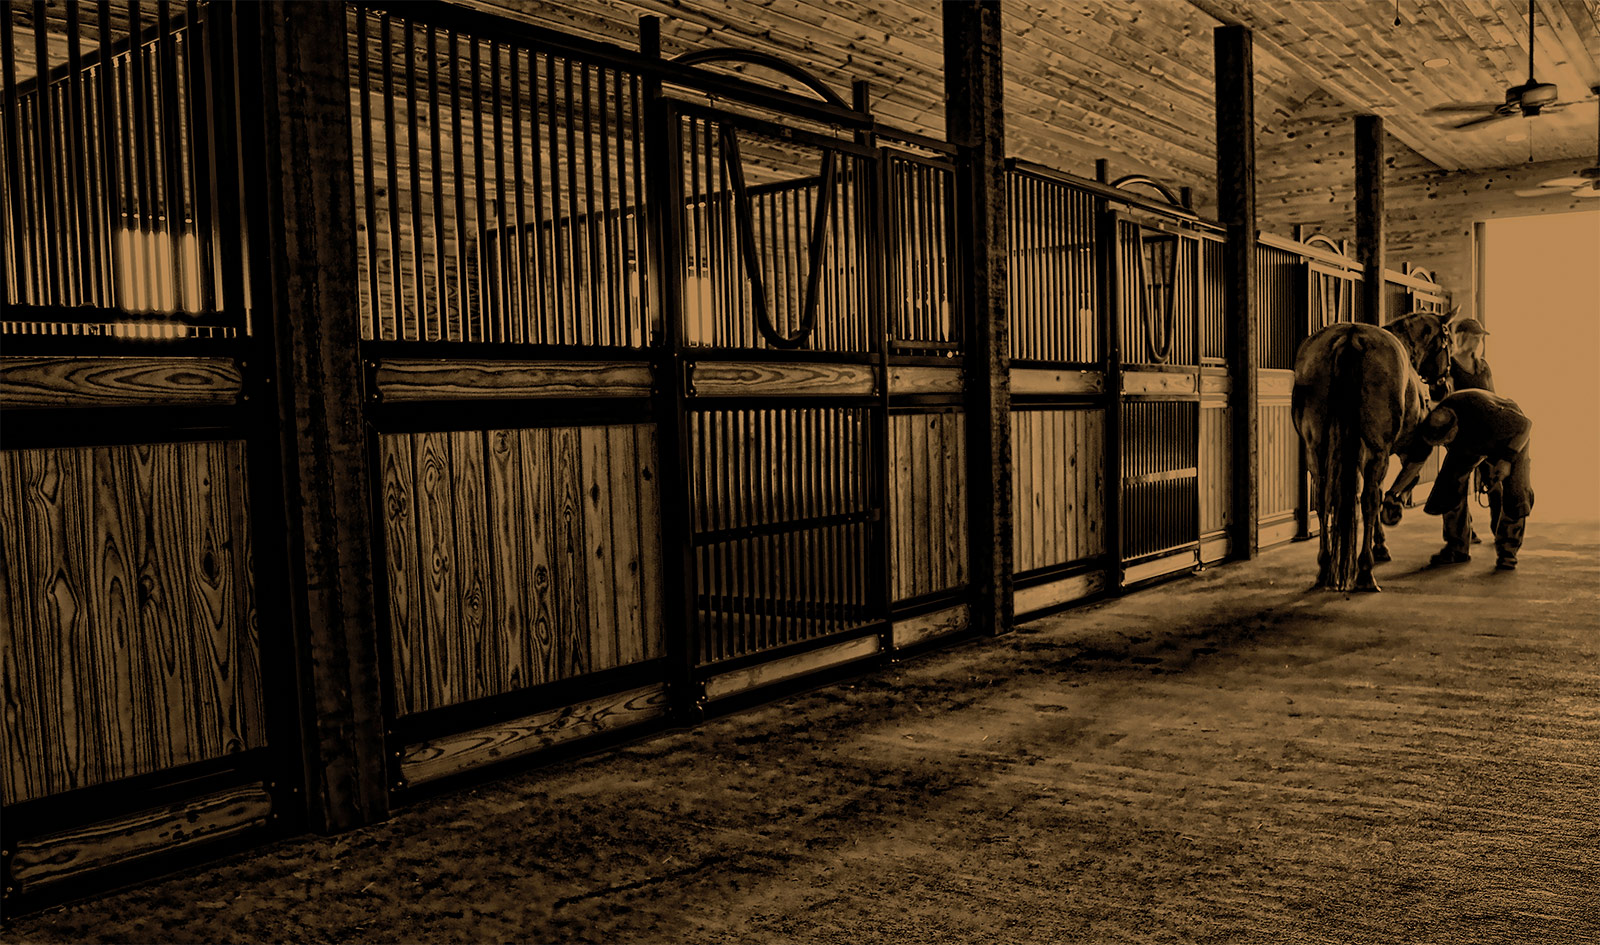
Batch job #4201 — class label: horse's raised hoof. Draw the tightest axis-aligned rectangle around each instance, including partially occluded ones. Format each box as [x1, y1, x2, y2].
[1372, 546, 1392, 564]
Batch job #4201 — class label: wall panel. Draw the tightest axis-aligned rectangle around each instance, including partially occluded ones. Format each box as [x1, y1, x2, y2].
[889, 411, 967, 601]
[1009, 407, 1105, 574]
[379, 424, 663, 716]
[0, 441, 265, 804]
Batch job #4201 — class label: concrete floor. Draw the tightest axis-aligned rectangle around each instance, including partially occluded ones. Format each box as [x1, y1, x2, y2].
[5, 515, 1598, 944]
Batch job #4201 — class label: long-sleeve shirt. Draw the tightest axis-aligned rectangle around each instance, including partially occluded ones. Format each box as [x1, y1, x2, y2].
[1435, 390, 1532, 471]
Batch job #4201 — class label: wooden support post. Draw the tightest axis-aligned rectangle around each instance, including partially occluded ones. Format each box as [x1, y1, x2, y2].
[251, 2, 387, 832]
[1356, 114, 1385, 325]
[944, 0, 1012, 635]
[1215, 25, 1258, 560]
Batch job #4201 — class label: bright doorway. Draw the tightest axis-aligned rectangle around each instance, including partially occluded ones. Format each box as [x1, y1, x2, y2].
[1481, 210, 1600, 522]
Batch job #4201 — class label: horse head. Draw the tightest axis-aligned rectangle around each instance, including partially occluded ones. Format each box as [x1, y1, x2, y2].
[1386, 308, 1458, 386]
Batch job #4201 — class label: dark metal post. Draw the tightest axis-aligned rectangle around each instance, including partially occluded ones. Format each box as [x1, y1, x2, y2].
[1215, 25, 1258, 560]
[1356, 114, 1385, 326]
[944, 0, 1012, 635]
[639, 17, 701, 719]
[252, 1, 387, 832]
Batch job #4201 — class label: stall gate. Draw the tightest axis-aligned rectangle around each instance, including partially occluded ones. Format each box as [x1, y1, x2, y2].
[0, 2, 297, 911]
[1004, 163, 1227, 614]
[344, 4, 975, 795]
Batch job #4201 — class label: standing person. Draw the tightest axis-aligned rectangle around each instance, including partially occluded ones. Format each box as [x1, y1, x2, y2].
[1449, 317, 1496, 393]
[1388, 389, 1534, 571]
[1448, 317, 1500, 541]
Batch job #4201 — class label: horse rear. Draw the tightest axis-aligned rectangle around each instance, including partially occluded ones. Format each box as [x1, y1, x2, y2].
[1292, 323, 1419, 591]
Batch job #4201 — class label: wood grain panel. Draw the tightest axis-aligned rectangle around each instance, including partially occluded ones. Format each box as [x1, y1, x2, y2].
[1, 442, 264, 804]
[887, 365, 963, 396]
[891, 604, 970, 649]
[689, 361, 877, 398]
[0, 357, 244, 408]
[1014, 569, 1108, 617]
[374, 359, 652, 401]
[1010, 368, 1104, 396]
[381, 424, 663, 716]
[400, 684, 669, 786]
[1122, 370, 1198, 396]
[1200, 403, 1233, 537]
[1257, 404, 1300, 521]
[888, 412, 967, 602]
[10, 783, 273, 891]
[1009, 408, 1106, 575]
[703, 633, 881, 702]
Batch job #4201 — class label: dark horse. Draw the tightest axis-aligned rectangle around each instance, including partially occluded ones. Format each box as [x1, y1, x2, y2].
[1291, 309, 1456, 591]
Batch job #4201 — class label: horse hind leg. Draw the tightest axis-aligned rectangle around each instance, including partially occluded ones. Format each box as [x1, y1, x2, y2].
[1355, 452, 1388, 592]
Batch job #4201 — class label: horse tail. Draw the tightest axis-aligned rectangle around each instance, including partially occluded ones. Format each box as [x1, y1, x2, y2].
[1323, 333, 1366, 589]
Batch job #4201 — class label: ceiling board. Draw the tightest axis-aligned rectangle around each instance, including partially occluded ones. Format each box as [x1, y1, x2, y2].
[1189, 0, 1600, 170]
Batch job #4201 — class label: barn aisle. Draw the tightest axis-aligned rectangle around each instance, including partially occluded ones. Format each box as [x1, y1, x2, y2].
[6, 518, 1597, 944]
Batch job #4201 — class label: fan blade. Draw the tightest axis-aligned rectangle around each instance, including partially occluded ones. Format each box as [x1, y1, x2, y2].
[1576, 185, 1600, 198]
[1451, 112, 1514, 130]
[1539, 176, 1590, 187]
[1426, 102, 1506, 113]
[1515, 188, 1564, 197]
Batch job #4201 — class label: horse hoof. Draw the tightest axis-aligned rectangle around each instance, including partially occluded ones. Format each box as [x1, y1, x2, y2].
[1354, 575, 1381, 593]
[1372, 547, 1391, 564]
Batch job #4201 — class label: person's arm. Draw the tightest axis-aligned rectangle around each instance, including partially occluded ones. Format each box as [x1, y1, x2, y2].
[1386, 434, 1435, 503]
[1479, 360, 1495, 393]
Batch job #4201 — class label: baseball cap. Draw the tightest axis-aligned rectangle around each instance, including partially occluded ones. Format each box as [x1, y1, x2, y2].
[1452, 317, 1489, 335]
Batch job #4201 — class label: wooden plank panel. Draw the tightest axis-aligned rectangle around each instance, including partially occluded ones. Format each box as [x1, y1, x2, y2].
[703, 634, 880, 702]
[449, 431, 494, 703]
[1124, 551, 1198, 586]
[518, 428, 559, 685]
[689, 361, 877, 398]
[890, 413, 912, 601]
[887, 365, 963, 396]
[550, 426, 590, 678]
[1010, 367, 1104, 396]
[374, 359, 652, 401]
[909, 410, 930, 597]
[607, 426, 644, 666]
[0, 357, 244, 408]
[9, 783, 273, 891]
[411, 432, 458, 711]
[1014, 569, 1107, 617]
[1122, 370, 1198, 395]
[633, 425, 664, 661]
[945, 412, 966, 587]
[485, 430, 530, 691]
[400, 684, 670, 787]
[0, 443, 263, 802]
[578, 427, 618, 673]
[380, 435, 422, 715]
[1257, 368, 1296, 399]
[891, 604, 970, 649]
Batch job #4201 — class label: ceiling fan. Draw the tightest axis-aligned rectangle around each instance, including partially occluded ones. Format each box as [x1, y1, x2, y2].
[1427, 0, 1573, 131]
[1515, 87, 1600, 199]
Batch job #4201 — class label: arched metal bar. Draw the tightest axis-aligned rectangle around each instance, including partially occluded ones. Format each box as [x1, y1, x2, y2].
[1303, 233, 1345, 256]
[1111, 174, 1186, 209]
[720, 123, 838, 349]
[671, 48, 850, 109]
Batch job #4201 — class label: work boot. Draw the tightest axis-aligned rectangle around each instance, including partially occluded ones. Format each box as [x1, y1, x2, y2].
[1470, 529, 1482, 544]
[1430, 548, 1471, 566]
[1495, 557, 1517, 571]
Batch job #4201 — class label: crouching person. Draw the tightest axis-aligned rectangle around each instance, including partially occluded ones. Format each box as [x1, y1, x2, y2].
[1386, 389, 1534, 571]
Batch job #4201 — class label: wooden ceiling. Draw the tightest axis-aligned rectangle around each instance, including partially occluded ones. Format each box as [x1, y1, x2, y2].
[1192, 0, 1600, 171]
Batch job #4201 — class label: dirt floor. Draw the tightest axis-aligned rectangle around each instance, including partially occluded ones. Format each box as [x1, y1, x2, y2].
[4, 516, 1599, 944]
